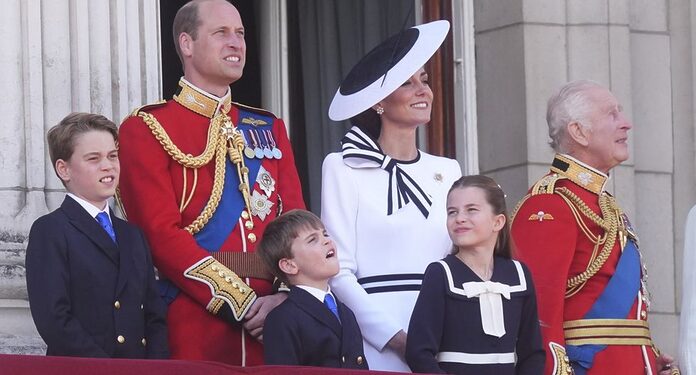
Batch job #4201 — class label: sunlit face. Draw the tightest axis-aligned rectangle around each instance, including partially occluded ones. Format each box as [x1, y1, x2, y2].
[577, 87, 633, 173]
[446, 187, 505, 254]
[282, 226, 339, 289]
[377, 68, 433, 128]
[56, 130, 119, 210]
[181, 0, 246, 95]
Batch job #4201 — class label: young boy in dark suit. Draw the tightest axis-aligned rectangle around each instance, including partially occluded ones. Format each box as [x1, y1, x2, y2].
[25, 112, 169, 358]
[257, 209, 368, 369]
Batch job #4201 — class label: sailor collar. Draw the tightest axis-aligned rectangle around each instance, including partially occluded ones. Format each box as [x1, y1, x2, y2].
[173, 77, 232, 118]
[551, 154, 609, 195]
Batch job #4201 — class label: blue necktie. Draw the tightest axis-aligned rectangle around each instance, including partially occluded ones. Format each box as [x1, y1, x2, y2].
[96, 212, 116, 243]
[324, 293, 340, 322]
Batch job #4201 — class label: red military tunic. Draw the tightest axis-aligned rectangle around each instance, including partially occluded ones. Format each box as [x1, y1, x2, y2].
[511, 154, 658, 375]
[118, 78, 305, 365]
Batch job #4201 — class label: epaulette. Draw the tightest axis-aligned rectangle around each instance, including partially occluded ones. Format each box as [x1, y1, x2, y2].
[530, 173, 566, 196]
[510, 173, 566, 222]
[232, 101, 278, 119]
[128, 100, 167, 117]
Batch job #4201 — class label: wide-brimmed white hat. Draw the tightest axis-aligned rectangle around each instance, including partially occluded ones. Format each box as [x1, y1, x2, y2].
[328, 20, 450, 122]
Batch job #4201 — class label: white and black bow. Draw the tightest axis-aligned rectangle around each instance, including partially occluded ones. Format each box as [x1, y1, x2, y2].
[341, 126, 432, 218]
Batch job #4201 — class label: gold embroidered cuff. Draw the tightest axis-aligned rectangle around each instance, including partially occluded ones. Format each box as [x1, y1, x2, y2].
[549, 342, 573, 375]
[207, 297, 225, 315]
[185, 256, 257, 321]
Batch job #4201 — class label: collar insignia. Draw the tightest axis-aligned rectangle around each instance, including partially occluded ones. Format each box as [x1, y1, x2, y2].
[551, 154, 607, 195]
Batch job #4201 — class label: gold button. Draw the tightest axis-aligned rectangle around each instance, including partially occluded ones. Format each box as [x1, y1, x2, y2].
[211, 265, 219, 271]
[245, 220, 254, 230]
[117, 335, 125, 344]
[563, 355, 569, 362]
[141, 338, 147, 346]
[248, 233, 257, 243]
[356, 356, 364, 365]
[241, 210, 250, 219]
[641, 310, 647, 319]
[232, 282, 239, 288]
[240, 288, 246, 293]
[341, 356, 345, 363]
[114, 301, 121, 309]
[218, 270, 225, 277]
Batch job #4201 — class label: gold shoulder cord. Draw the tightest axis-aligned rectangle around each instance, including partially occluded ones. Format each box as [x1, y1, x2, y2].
[138, 110, 253, 234]
[556, 187, 623, 297]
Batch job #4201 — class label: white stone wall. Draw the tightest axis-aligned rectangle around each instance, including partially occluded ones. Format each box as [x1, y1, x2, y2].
[474, 0, 694, 358]
[0, 0, 161, 354]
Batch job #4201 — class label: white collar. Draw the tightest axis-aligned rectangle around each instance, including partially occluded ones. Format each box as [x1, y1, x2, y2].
[295, 284, 335, 303]
[67, 193, 111, 222]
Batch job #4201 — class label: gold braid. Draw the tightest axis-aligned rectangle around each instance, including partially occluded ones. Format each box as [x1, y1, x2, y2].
[138, 112, 219, 168]
[556, 187, 620, 295]
[137, 110, 253, 235]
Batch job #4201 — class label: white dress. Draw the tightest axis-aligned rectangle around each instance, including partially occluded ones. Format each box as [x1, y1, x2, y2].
[321, 150, 462, 371]
[680, 205, 696, 375]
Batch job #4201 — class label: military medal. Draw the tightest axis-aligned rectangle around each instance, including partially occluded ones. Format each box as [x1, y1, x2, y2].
[265, 129, 283, 159]
[250, 190, 274, 220]
[249, 129, 264, 159]
[241, 130, 256, 159]
[260, 129, 274, 159]
[257, 166, 276, 197]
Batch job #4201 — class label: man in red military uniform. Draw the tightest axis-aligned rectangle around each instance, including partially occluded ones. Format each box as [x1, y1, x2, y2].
[511, 80, 678, 375]
[117, 0, 304, 365]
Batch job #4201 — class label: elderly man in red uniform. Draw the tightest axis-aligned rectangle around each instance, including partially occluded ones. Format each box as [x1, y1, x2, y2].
[117, 0, 304, 365]
[511, 80, 678, 375]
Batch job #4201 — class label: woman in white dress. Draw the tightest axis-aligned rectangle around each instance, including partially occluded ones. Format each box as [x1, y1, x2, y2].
[321, 20, 462, 372]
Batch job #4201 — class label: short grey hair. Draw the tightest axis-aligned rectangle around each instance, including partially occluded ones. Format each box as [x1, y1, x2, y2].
[546, 80, 605, 152]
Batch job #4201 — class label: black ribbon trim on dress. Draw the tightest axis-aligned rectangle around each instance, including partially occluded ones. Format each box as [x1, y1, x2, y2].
[341, 126, 432, 218]
[358, 273, 424, 294]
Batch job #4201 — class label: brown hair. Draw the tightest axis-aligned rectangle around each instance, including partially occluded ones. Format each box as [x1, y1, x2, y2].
[257, 209, 325, 284]
[47, 112, 118, 181]
[447, 175, 512, 259]
[350, 108, 382, 140]
[172, 0, 211, 65]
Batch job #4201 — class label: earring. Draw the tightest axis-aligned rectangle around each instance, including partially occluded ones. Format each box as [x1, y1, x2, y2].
[375, 106, 384, 115]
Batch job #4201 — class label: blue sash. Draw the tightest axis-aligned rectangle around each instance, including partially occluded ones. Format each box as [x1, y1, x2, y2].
[159, 109, 272, 303]
[566, 240, 641, 374]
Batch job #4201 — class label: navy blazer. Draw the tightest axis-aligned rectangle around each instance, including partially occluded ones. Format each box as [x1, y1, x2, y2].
[263, 286, 368, 369]
[25, 195, 168, 358]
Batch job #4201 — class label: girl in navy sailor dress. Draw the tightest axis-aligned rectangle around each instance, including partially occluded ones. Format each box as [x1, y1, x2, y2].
[406, 176, 544, 375]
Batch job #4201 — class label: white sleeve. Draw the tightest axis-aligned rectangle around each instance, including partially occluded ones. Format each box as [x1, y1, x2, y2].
[680, 205, 696, 375]
[321, 153, 402, 351]
[449, 158, 463, 182]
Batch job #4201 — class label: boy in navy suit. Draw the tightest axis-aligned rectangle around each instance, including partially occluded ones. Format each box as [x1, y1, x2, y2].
[25, 112, 169, 358]
[257, 209, 368, 369]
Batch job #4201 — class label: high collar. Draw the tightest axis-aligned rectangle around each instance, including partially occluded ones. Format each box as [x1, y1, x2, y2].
[551, 154, 609, 195]
[173, 77, 232, 118]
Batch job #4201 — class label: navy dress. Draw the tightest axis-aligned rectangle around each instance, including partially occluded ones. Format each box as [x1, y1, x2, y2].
[406, 255, 544, 374]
